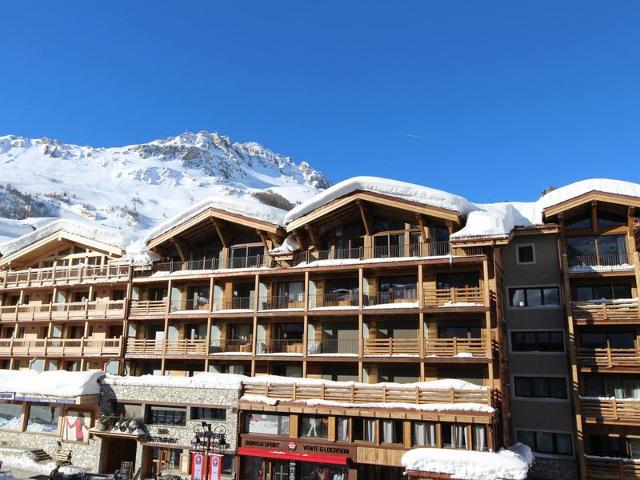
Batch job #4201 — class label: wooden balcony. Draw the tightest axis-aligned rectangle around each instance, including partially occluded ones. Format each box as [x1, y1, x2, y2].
[242, 381, 492, 407]
[212, 297, 253, 311]
[568, 251, 634, 273]
[586, 456, 640, 479]
[129, 300, 167, 317]
[257, 339, 304, 354]
[363, 291, 418, 308]
[125, 338, 208, 357]
[310, 292, 359, 309]
[577, 347, 640, 369]
[581, 397, 640, 425]
[151, 255, 272, 275]
[573, 299, 640, 325]
[210, 338, 253, 354]
[258, 295, 305, 311]
[423, 287, 486, 308]
[0, 300, 125, 322]
[425, 338, 488, 358]
[363, 338, 420, 356]
[0, 337, 122, 357]
[0, 264, 130, 288]
[170, 299, 211, 314]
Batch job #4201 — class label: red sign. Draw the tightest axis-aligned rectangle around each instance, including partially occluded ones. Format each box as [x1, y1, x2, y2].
[288, 442, 297, 451]
[208, 454, 223, 480]
[190, 452, 207, 480]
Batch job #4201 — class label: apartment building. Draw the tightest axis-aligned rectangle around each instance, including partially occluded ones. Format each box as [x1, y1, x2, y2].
[0, 177, 638, 480]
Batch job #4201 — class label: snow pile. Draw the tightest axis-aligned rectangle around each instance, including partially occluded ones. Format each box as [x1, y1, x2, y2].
[452, 202, 540, 240]
[268, 234, 300, 255]
[0, 219, 125, 257]
[401, 443, 533, 480]
[104, 372, 246, 390]
[0, 369, 103, 398]
[0, 448, 85, 476]
[284, 176, 475, 224]
[538, 178, 640, 210]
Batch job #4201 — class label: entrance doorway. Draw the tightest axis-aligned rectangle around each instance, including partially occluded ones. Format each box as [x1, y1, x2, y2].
[100, 437, 137, 474]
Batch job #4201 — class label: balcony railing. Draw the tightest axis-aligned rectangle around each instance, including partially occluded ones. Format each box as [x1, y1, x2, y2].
[425, 338, 488, 358]
[581, 397, 640, 425]
[126, 338, 208, 356]
[258, 295, 305, 310]
[125, 338, 164, 356]
[585, 456, 640, 479]
[363, 338, 420, 355]
[0, 337, 122, 357]
[212, 297, 253, 311]
[0, 300, 125, 322]
[307, 339, 359, 355]
[363, 290, 418, 307]
[210, 338, 253, 354]
[129, 300, 167, 317]
[242, 381, 491, 407]
[572, 299, 640, 325]
[0, 264, 130, 288]
[568, 251, 633, 270]
[310, 292, 359, 309]
[424, 287, 485, 308]
[257, 338, 304, 354]
[576, 346, 640, 369]
[152, 255, 272, 274]
[170, 299, 211, 313]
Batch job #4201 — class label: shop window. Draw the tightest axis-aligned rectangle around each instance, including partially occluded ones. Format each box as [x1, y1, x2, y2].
[113, 402, 143, 419]
[300, 463, 348, 480]
[300, 415, 328, 439]
[63, 410, 91, 442]
[147, 406, 186, 426]
[511, 331, 564, 352]
[412, 422, 436, 447]
[352, 418, 376, 443]
[514, 376, 568, 399]
[243, 413, 289, 436]
[27, 403, 61, 433]
[191, 407, 226, 421]
[517, 430, 573, 456]
[0, 402, 23, 430]
[379, 419, 403, 444]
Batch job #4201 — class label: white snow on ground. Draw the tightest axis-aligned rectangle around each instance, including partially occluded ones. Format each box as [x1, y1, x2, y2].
[401, 443, 533, 480]
[0, 369, 103, 397]
[0, 448, 85, 476]
[103, 372, 245, 390]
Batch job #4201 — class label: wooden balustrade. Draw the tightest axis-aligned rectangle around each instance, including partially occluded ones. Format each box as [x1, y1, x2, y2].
[242, 382, 491, 406]
[125, 339, 164, 355]
[423, 287, 485, 307]
[363, 338, 420, 355]
[0, 337, 122, 357]
[0, 264, 130, 288]
[586, 456, 640, 479]
[576, 347, 640, 368]
[425, 338, 488, 358]
[581, 397, 640, 424]
[0, 300, 125, 322]
[126, 338, 208, 356]
[129, 300, 167, 317]
[572, 299, 640, 325]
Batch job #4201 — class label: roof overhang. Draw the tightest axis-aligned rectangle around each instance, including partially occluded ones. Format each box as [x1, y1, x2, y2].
[286, 191, 462, 233]
[543, 190, 640, 219]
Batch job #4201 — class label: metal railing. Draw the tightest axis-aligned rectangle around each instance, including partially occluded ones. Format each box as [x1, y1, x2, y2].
[585, 456, 640, 479]
[363, 289, 418, 307]
[258, 295, 305, 310]
[170, 299, 211, 313]
[568, 251, 631, 269]
[310, 292, 359, 308]
[257, 338, 304, 354]
[210, 338, 253, 353]
[307, 339, 358, 355]
[212, 297, 253, 311]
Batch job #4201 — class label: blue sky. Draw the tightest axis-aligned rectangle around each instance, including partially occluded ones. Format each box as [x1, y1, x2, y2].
[1, 1, 639, 203]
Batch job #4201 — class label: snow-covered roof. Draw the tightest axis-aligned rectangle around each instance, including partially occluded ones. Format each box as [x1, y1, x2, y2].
[284, 176, 475, 224]
[537, 178, 640, 210]
[0, 219, 126, 258]
[103, 372, 245, 390]
[402, 443, 533, 480]
[145, 195, 287, 245]
[268, 234, 300, 255]
[0, 369, 104, 398]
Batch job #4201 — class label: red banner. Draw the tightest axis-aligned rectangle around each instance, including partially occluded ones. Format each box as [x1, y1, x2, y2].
[208, 454, 223, 480]
[190, 452, 207, 480]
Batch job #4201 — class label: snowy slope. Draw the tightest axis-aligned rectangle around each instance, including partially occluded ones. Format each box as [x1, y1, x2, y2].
[0, 132, 329, 249]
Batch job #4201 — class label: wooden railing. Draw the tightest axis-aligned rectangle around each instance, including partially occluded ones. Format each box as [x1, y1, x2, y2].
[586, 456, 640, 479]
[0, 300, 125, 322]
[126, 338, 164, 355]
[424, 287, 485, 307]
[425, 338, 488, 358]
[0, 264, 130, 288]
[581, 397, 640, 424]
[576, 347, 640, 368]
[125, 338, 208, 356]
[363, 338, 420, 355]
[0, 337, 122, 357]
[572, 299, 640, 325]
[242, 382, 491, 406]
[129, 300, 167, 316]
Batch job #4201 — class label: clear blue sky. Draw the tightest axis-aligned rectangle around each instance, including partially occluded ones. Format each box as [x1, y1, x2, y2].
[1, 1, 639, 202]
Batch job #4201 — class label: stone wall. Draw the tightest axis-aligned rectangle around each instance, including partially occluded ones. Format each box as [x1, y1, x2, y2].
[529, 457, 578, 480]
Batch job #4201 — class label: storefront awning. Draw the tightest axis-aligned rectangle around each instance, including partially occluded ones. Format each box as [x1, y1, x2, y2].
[237, 447, 348, 465]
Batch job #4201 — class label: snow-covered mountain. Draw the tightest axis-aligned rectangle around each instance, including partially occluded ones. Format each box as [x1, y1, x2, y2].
[0, 131, 330, 246]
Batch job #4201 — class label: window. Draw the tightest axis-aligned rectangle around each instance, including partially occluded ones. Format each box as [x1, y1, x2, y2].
[575, 284, 632, 301]
[509, 287, 560, 307]
[379, 419, 403, 444]
[148, 406, 186, 426]
[581, 332, 635, 349]
[517, 431, 573, 456]
[585, 376, 640, 399]
[473, 425, 487, 451]
[243, 413, 289, 436]
[514, 376, 567, 399]
[412, 422, 436, 447]
[437, 272, 479, 289]
[0, 402, 23, 430]
[516, 245, 535, 264]
[191, 407, 226, 421]
[336, 417, 350, 441]
[300, 416, 328, 439]
[442, 423, 468, 449]
[352, 418, 376, 443]
[511, 331, 564, 352]
[27, 403, 61, 433]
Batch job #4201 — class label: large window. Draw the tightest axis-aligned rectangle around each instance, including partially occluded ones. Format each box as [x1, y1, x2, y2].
[191, 407, 226, 421]
[336, 417, 350, 442]
[509, 287, 560, 307]
[412, 422, 436, 447]
[581, 332, 635, 349]
[148, 406, 186, 426]
[300, 416, 328, 439]
[585, 376, 640, 399]
[442, 423, 469, 449]
[379, 419, 403, 444]
[517, 430, 573, 456]
[243, 413, 289, 436]
[352, 418, 376, 443]
[27, 403, 61, 433]
[379, 276, 417, 299]
[511, 331, 564, 352]
[589, 435, 640, 459]
[575, 284, 632, 302]
[567, 235, 628, 266]
[514, 376, 567, 399]
[0, 402, 23, 430]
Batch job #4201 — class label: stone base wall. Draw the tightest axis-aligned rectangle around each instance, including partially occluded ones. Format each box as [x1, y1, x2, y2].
[529, 457, 578, 480]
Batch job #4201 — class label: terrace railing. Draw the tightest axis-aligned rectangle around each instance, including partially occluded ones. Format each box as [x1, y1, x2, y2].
[363, 338, 420, 355]
[0, 264, 130, 288]
[0, 336, 122, 357]
[424, 338, 488, 358]
[581, 397, 640, 425]
[572, 299, 640, 325]
[307, 339, 359, 355]
[0, 300, 125, 322]
[423, 287, 485, 308]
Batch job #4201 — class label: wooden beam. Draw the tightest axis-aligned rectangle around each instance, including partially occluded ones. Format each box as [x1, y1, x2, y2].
[305, 224, 320, 250]
[591, 201, 598, 235]
[257, 230, 272, 250]
[171, 239, 188, 263]
[416, 214, 429, 243]
[356, 200, 372, 236]
[212, 218, 228, 248]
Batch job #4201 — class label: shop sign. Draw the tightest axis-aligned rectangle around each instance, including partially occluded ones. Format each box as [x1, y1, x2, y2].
[289, 460, 296, 480]
[147, 436, 179, 444]
[0, 392, 15, 401]
[288, 442, 296, 451]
